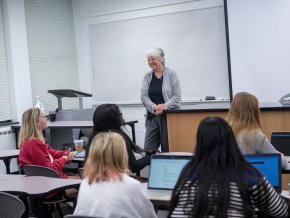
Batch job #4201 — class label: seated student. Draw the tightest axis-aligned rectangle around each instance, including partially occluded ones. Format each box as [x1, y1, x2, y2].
[18, 108, 74, 178]
[227, 92, 288, 169]
[74, 132, 157, 217]
[169, 117, 288, 217]
[85, 103, 154, 174]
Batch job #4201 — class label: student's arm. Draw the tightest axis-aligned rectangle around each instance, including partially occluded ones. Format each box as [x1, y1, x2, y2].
[126, 143, 150, 173]
[255, 130, 288, 169]
[47, 145, 67, 158]
[250, 177, 288, 217]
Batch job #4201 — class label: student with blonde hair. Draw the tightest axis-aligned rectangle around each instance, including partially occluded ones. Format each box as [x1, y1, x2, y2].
[74, 132, 157, 218]
[18, 108, 74, 178]
[227, 92, 288, 169]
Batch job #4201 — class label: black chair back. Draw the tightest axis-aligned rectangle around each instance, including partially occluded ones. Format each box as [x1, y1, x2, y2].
[22, 165, 60, 178]
[0, 192, 25, 218]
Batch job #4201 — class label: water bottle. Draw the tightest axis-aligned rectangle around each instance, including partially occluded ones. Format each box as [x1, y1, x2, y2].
[35, 96, 45, 114]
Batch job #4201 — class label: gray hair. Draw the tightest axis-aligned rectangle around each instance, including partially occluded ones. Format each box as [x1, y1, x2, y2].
[146, 48, 165, 66]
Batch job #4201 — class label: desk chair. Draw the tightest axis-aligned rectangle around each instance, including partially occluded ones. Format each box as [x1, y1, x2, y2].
[0, 192, 26, 218]
[22, 165, 77, 217]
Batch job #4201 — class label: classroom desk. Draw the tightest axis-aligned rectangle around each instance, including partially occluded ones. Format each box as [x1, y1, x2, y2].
[141, 183, 171, 208]
[165, 102, 290, 152]
[0, 176, 81, 197]
[0, 175, 81, 217]
[11, 120, 138, 149]
[0, 149, 19, 174]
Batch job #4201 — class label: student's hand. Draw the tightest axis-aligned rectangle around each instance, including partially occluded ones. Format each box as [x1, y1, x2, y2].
[278, 151, 285, 158]
[62, 151, 74, 163]
[67, 152, 74, 162]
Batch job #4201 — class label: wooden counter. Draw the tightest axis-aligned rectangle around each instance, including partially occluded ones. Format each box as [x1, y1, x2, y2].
[165, 102, 290, 152]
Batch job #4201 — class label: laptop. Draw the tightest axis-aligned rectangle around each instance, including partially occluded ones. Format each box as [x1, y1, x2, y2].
[148, 154, 191, 190]
[244, 154, 281, 193]
[270, 132, 290, 158]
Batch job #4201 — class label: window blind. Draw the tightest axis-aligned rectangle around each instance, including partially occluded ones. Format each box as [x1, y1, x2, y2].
[0, 0, 12, 122]
[24, 0, 79, 113]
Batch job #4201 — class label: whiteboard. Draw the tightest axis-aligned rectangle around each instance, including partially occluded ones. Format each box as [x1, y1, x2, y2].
[89, 6, 229, 104]
[227, 0, 290, 102]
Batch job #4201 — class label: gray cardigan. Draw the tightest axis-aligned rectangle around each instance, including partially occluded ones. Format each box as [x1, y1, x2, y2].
[141, 67, 181, 114]
[237, 129, 288, 169]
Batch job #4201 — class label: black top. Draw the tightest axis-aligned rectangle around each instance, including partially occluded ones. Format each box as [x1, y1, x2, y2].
[147, 73, 165, 119]
[85, 129, 151, 174]
[116, 130, 151, 173]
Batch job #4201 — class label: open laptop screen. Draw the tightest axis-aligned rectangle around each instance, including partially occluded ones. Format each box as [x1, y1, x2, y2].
[148, 155, 191, 190]
[244, 154, 281, 192]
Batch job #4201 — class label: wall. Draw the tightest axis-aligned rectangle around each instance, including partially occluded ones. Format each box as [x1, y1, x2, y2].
[227, 0, 290, 102]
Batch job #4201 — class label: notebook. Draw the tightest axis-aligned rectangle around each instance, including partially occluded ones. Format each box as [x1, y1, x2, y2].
[270, 132, 290, 157]
[244, 154, 281, 193]
[148, 154, 191, 190]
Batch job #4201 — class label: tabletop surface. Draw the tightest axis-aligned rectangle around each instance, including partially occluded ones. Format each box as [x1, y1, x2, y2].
[0, 149, 19, 158]
[141, 183, 172, 202]
[0, 175, 81, 197]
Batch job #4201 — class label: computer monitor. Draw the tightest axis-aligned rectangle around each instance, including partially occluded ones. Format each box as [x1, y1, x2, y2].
[244, 154, 281, 192]
[270, 132, 290, 156]
[148, 154, 191, 190]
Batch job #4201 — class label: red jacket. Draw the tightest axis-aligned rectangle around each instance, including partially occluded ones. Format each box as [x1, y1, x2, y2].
[19, 138, 68, 178]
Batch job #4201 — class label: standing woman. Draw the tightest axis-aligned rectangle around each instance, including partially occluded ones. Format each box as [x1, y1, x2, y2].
[18, 108, 74, 178]
[141, 48, 181, 152]
[169, 117, 288, 217]
[227, 92, 288, 169]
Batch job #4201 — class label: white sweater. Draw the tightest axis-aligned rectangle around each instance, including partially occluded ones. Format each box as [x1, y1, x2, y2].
[74, 174, 157, 218]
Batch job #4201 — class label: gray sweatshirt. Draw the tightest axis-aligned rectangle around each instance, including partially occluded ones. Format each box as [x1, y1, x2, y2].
[141, 67, 181, 114]
[237, 129, 288, 169]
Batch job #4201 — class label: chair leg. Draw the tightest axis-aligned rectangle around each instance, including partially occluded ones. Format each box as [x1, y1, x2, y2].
[56, 203, 63, 217]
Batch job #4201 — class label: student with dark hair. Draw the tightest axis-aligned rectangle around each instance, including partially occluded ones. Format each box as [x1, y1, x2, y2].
[169, 117, 288, 217]
[86, 103, 153, 173]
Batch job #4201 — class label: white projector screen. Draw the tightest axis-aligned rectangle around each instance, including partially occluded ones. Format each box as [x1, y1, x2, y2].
[227, 0, 290, 102]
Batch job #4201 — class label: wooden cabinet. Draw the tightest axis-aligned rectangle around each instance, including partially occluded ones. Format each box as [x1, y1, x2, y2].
[166, 107, 290, 152]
